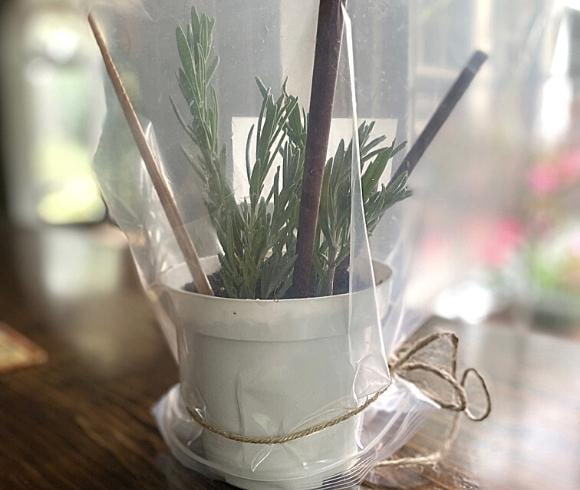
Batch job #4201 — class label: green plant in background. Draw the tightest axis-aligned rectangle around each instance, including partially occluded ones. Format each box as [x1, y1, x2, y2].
[173, 7, 410, 299]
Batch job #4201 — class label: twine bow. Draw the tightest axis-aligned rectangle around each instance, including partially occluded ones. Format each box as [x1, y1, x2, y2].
[389, 331, 491, 422]
[185, 331, 491, 447]
[363, 331, 492, 486]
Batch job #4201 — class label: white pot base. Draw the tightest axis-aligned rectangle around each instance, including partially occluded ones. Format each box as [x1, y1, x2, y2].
[153, 377, 438, 489]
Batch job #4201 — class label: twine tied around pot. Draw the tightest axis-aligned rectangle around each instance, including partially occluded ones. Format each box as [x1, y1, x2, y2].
[185, 331, 491, 447]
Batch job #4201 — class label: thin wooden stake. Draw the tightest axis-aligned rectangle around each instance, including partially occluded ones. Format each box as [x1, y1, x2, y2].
[292, 0, 345, 297]
[88, 13, 213, 296]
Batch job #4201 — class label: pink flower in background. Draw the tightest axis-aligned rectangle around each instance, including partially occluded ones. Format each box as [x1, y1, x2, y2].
[464, 217, 526, 268]
[530, 147, 580, 196]
[529, 164, 560, 195]
[480, 218, 526, 267]
[559, 149, 580, 181]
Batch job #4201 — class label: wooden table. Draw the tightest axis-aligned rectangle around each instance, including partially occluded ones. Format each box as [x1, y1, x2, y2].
[1, 225, 579, 489]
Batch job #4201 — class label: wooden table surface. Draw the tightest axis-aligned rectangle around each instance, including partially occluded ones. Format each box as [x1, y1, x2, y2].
[1, 225, 579, 490]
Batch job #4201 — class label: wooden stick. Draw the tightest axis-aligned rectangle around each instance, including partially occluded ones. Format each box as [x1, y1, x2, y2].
[292, 0, 345, 297]
[88, 13, 213, 296]
[390, 50, 488, 183]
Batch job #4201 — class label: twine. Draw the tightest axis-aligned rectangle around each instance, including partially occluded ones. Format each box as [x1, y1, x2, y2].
[362, 333, 492, 488]
[361, 410, 462, 488]
[186, 385, 390, 445]
[185, 331, 491, 446]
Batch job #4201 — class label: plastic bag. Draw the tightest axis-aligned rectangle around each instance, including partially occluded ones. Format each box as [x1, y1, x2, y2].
[90, 1, 552, 488]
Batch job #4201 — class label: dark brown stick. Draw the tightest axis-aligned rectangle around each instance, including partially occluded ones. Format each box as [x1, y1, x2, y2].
[292, 0, 345, 297]
[88, 13, 213, 296]
[390, 50, 488, 183]
[332, 50, 488, 291]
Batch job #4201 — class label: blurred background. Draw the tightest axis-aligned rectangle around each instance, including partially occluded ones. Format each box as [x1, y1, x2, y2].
[0, 0, 579, 341]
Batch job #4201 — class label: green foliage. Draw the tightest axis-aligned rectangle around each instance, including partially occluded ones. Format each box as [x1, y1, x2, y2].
[214, 81, 304, 299]
[174, 7, 410, 299]
[314, 123, 409, 295]
[171, 7, 229, 222]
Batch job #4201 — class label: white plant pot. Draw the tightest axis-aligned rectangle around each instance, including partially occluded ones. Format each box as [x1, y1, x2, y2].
[158, 259, 391, 489]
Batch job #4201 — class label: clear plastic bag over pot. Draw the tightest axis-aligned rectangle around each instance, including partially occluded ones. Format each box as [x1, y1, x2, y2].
[90, 1, 554, 488]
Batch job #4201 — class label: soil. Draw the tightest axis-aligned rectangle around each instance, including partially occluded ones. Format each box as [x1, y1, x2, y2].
[184, 271, 228, 297]
[184, 266, 351, 299]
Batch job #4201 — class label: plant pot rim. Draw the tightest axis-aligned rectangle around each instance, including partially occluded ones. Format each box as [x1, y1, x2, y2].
[161, 257, 392, 305]
[158, 258, 393, 341]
